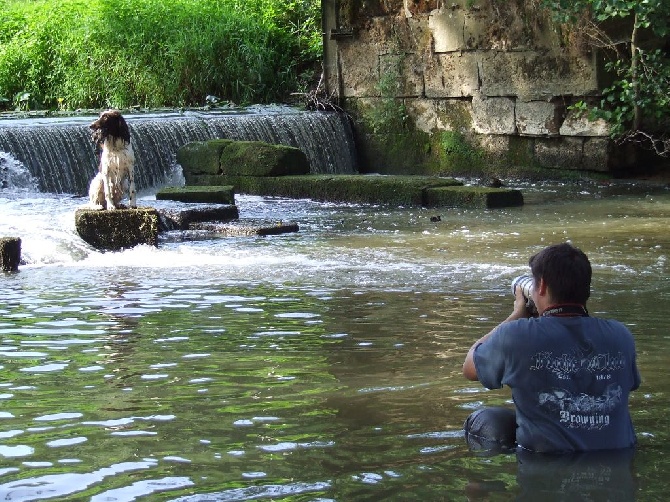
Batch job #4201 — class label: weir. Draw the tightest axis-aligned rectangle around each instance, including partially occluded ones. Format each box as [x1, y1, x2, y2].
[0, 107, 358, 195]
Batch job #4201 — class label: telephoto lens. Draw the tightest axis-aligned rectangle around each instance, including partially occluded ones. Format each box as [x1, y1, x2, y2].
[511, 275, 537, 315]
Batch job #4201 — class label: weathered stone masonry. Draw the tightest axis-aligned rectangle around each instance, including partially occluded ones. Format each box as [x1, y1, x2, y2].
[322, 0, 624, 175]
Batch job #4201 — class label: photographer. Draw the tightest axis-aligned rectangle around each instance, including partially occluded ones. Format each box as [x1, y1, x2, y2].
[462, 242, 640, 452]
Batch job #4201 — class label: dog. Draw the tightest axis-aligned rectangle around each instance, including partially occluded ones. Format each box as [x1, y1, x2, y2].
[88, 110, 136, 209]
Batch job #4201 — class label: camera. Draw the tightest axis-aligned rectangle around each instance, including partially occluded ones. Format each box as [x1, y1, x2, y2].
[511, 274, 537, 315]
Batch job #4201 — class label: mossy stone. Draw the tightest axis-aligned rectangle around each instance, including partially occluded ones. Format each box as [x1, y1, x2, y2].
[218, 140, 310, 176]
[424, 186, 524, 209]
[176, 140, 229, 176]
[75, 207, 159, 251]
[188, 174, 464, 206]
[156, 185, 235, 204]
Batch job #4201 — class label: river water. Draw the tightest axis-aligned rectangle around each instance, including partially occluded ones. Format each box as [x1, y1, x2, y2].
[0, 177, 668, 500]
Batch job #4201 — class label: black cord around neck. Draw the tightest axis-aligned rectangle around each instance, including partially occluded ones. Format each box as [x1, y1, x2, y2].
[541, 304, 589, 317]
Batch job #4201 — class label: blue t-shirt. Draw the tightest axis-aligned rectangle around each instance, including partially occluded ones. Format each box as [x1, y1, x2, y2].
[474, 316, 640, 452]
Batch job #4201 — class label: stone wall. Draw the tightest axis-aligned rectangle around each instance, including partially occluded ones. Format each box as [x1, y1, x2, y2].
[322, 0, 624, 176]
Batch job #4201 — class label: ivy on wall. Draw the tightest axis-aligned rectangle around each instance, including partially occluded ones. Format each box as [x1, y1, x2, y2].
[543, 0, 670, 157]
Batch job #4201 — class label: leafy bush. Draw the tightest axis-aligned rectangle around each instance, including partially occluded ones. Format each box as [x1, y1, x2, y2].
[542, 0, 670, 156]
[0, 0, 322, 110]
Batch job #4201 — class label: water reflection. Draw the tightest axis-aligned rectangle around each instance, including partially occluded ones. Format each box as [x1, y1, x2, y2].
[515, 448, 637, 501]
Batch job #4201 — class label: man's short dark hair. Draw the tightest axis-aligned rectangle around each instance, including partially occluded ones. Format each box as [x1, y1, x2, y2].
[529, 243, 591, 305]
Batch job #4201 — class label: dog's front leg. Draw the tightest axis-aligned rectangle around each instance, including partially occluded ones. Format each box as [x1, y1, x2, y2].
[128, 168, 136, 208]
[103, 175, 117, 210]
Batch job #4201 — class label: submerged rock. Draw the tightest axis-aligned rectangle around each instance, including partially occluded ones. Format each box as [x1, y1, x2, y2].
[190, 220, 299, 237]
[0, 236, 21, 272]
[74, 207, 159, 251]
[157, 204, 240, 231]
[424, 186, 524, 209]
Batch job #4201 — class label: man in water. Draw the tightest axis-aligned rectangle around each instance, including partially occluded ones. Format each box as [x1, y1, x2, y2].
[462, 242, 640, 452]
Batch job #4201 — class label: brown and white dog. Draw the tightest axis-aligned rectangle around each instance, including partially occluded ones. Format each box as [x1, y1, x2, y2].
[88, 110, 136, 209]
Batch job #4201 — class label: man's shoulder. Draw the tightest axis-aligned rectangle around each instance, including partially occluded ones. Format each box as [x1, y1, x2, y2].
[587, 316, 632, 332]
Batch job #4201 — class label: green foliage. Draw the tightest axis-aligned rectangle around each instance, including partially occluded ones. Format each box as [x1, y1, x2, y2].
[0, 0, 322, 110]
[542, 0, 670, 149]
[439, 131, 484, 170]
[367, 56, 408, 135]
[544, 0, 669, 34]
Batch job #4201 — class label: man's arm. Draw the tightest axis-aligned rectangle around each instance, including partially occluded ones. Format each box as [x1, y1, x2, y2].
[462, 288, 530, 381]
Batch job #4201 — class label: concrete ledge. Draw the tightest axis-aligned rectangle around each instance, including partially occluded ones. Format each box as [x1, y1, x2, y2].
[75, 208, 159, 251]
[189, 174, 464, 206]
[0, 237, 21, 272]
[158, 205, 240, 231]
[424, 186, 524, 209]
[156, 185, 235, 204]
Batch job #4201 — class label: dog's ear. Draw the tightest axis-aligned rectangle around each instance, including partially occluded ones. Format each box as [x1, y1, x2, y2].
[116, 115, 131, 144]
[108, 111, 131, 144]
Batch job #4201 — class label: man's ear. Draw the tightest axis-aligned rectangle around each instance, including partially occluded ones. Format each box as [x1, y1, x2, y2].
[537, 277, 548, 296]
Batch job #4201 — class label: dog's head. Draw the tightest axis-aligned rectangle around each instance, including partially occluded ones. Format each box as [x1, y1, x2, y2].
[90, 109, 131, 145]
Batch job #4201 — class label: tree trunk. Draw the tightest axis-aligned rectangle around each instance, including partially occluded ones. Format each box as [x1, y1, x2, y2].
[631, 11, 641, 131]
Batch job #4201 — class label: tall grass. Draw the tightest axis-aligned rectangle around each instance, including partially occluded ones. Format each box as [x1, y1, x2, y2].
[0, 0, 322, 110]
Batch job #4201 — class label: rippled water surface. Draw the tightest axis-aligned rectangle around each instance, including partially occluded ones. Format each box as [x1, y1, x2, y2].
[0, 180, 669, 501]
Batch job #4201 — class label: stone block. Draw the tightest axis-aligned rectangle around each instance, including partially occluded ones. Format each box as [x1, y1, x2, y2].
[429, 8, 466, 52]
[0, 237, 21, 272]
[156, 186, 235, 204]
[339, 42, 383, 97]
[75, 208, 159, 251]
[406, 97, 475, 134]
[424, 53, 480, 98]
[176, 140, 226, 176]
[471, 94, 516, 134]
[178, 140, 310, 183]
[463, 8, 491, 49]
[533, 137, 585, 170]
[424, 186, 524, 208]
[379, 52, 423, 97]
[582, 138, 610, 172]
[158, 205, 240, 231]
[560, 109, 610, 137]
[199, 174, 463, 206]
[516, 101, 559, 136]
[479, 51, 598, 101]
[406, 99, 441, 133]
[219, 141, 310, 177]
[189, 220, 299, 237]
[471, 134, 523, 164]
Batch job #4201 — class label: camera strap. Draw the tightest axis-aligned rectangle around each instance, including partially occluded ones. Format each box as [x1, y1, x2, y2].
[541, 304, 589, 317]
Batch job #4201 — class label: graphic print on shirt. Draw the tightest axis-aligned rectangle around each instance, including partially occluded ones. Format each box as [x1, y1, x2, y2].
[530, 350, 625, 379]
[538, 384, 622, 429]
[530, 350, 626, 430]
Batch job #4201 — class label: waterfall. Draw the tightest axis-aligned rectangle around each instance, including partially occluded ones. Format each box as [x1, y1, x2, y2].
[0, 108, 358, 195]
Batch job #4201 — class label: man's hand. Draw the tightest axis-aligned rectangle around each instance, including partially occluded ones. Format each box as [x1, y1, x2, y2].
[511, 286, 533, 320]
[462, 287, 531, 381]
